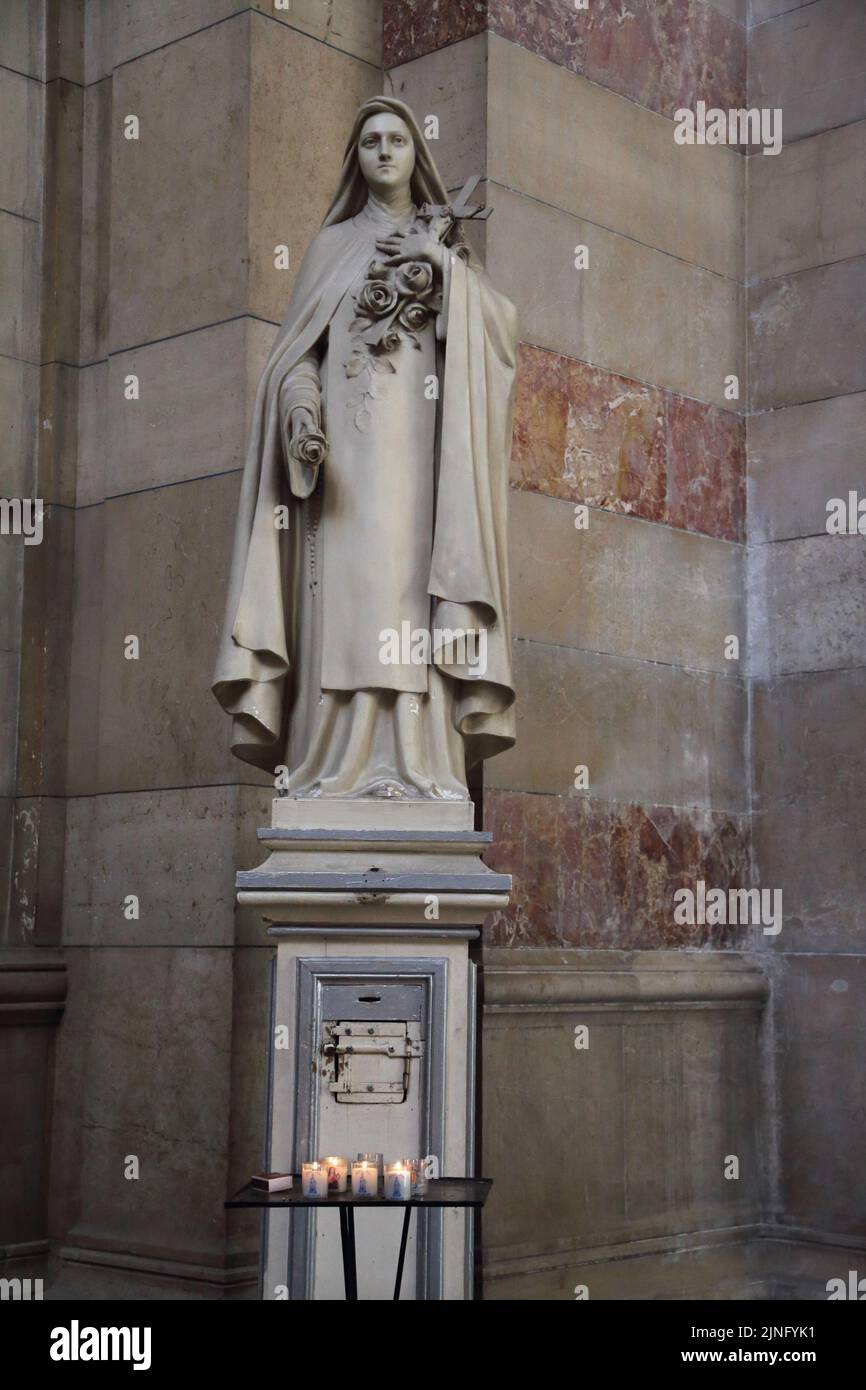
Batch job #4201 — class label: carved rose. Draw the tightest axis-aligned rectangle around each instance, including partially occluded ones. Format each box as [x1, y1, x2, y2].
[398, 301, 431, 332]
[289, 426, 327, 468]
[355, 279, 399, 318]
[395, 261, 434, 300]
[374, 328, 402, 355]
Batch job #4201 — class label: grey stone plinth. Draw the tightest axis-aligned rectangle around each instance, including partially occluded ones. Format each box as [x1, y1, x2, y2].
[236, 798, 511, 927]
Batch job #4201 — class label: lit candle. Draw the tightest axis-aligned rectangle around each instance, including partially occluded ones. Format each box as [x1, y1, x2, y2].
[384, 1163, 412, 1201]
[351, 1161, 376, 1196]
[322, 1156, 349, 1194]
[357, 1151, 383, 1184]
[301, 1162, 324, 1197]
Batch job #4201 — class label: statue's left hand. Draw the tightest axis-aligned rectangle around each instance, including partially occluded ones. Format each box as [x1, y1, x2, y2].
[376, 230, 446, 273]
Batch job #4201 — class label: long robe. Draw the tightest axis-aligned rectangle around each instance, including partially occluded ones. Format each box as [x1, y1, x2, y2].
[212, 196, 518, 798]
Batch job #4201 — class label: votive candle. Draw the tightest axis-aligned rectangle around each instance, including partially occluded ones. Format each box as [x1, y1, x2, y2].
[322, 1156, 349, 1193]
[384, 1163, 412, 1201]
[351, 1160, 376, 1196]
[301, 1161, 325, 1197]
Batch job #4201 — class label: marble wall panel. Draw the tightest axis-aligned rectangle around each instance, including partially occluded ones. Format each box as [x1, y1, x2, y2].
[484, 789, 754, 950]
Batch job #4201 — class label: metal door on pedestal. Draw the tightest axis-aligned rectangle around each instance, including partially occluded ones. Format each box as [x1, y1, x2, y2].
[288, 958, 447, 1300]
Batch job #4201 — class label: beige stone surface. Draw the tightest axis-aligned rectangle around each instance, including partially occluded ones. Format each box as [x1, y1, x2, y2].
[775, 953, 866, 1237]
[0, 0, 45, 79]
[8, 795, 67, 945]
[110, 0, 382, 69]
[482, 950, 764, 1272]
[752, 668, 866, 953]
[63, 501, 104, 798]
[747, 534, 866, 677]
[108, 16, 382, 350]
[711, 0, 747, 19]
[0, 209, 41, 362]
[749, 0, 866, 142]
[75, 359, 108, 507]
[225, 944, 271, 1255]
[0, 538, 23, 654]
[0, 352, 39, 495]
[749, 0, 812, 21]
[0, 653, 20, 797]
[509, 489, 744, 673]
[487, 34, 744, 281]
[0, 795, 13, 941]
[39, 79, 84, 370]
[106, 318, 274, 496]
[258, 0, 382, 65]
[385, 32, 487, 194]
[488, 185, 744, 409]
[108, 17, 251, 352]
[748, 392, 866, 542]
[748, 120, 866, 281]
[0, 1004, 56, 1243]
[65, 471, 273, 795]
[485, 1236, 764, 1300]
[47, 945, 237, 1266]
[0, 68, 44, 221]
[62, 784, 272, 947]
[487, 639, 748, 811]
[247, 16, 381, 322]
[79, 79, 111, 368]
[749, 259, 866, 411]
[15, 505, 76, 799]
[766, 1234, 866, 1299]
[36, 362, 79, 508]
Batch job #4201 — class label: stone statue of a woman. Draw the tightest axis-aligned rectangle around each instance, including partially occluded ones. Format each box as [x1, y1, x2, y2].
[212, 96, 517, 802]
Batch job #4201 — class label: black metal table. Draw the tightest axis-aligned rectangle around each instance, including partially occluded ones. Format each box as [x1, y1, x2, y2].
[226, 1176, 492, 1300]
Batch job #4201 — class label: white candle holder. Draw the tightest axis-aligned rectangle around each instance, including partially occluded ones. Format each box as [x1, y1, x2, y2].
[351, 1160, 377, 1196]
[301, 1162, 325, 1197]
[321, 1156, 349, 1194]
[384, 1164, 412, 1201]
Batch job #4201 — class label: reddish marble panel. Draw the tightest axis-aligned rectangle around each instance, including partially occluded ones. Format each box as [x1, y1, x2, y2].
[384, 0, 747, 119]
[383, 0, 486, 68]
[512, 344, 667, 522]
[666, 392, 746, 542]
[511, 343, 745, 541]
[483, 788, 752, 949]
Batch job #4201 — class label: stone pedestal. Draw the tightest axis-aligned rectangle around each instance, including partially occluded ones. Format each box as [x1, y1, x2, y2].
[238, 798, 509, 1300]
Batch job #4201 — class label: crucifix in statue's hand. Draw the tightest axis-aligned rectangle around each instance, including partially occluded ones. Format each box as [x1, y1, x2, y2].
[418, 174, 492, 243]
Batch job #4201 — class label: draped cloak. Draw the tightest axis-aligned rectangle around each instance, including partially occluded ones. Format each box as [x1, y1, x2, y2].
[211, 97, 518, 784]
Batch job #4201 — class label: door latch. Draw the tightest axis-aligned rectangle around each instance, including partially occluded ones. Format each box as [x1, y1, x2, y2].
[322, 1021, 422, 1104]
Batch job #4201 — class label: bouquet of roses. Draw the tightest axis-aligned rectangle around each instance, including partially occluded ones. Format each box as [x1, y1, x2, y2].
[344, 210, 452, 429]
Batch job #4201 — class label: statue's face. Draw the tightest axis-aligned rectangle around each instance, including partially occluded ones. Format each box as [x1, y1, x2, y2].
[358, 113, 415, 195]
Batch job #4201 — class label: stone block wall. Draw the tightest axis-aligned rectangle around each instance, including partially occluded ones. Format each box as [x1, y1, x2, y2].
[384, 0, 765, 1297]
[746, 0, 866, 1297]
[1, 0, 862, 1300]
